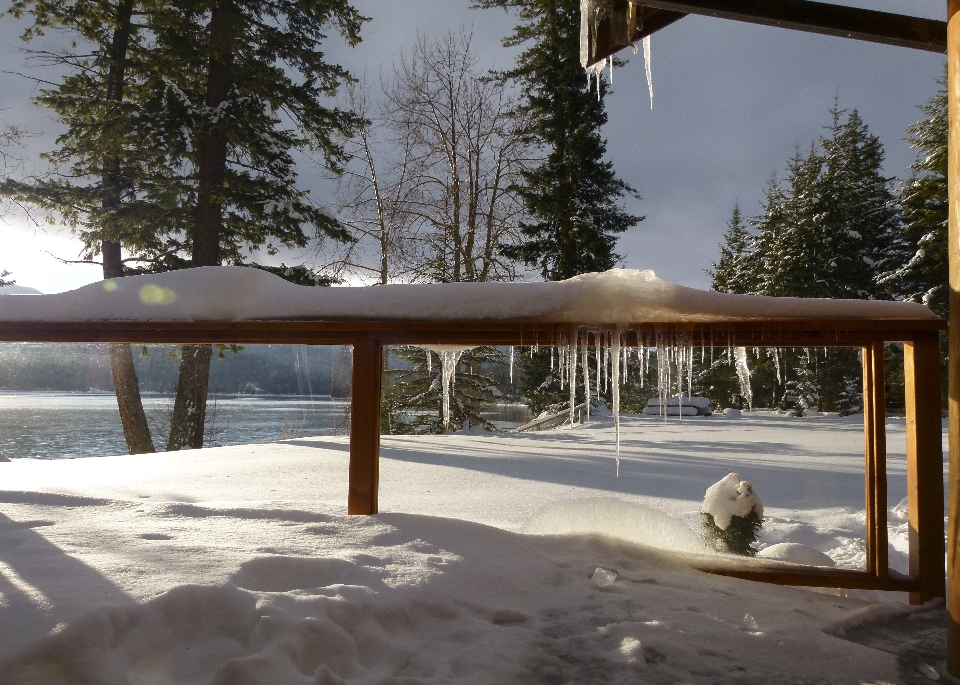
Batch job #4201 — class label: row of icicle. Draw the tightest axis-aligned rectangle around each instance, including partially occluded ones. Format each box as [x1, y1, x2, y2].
[419, 330, 760, 478]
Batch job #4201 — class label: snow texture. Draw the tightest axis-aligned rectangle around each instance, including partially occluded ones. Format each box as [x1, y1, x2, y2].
[0, 410, 946, 684]
[0, 266, 939, 323]
[701, 473, 765, 530]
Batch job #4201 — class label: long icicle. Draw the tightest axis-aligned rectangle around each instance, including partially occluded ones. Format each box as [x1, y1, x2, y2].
[569, 331, 577, 426]
[582, 332, 591, 422]
[611, 328, 622, 476]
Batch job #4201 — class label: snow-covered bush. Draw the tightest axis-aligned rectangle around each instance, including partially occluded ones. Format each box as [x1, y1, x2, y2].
[701, 473, 764, 556]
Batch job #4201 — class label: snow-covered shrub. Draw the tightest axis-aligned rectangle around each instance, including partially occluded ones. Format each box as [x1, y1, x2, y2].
[701, 473, 764, 556]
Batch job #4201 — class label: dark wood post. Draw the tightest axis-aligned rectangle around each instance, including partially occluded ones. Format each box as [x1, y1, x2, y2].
[904, 335, 946, 604]
[948, 0, 960, 672]
[348, 338, 382, 515]
[862, 342, 888, 577]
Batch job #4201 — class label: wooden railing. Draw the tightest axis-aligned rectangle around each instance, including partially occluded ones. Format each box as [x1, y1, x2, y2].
[0, 316, 946, 602]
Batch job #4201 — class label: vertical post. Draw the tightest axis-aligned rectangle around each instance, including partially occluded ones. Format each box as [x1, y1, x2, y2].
[904, 335, 946, 604]
[862, 342, 888, 577]
[949, 0, 960, 673]
[348, 338, 382, 515]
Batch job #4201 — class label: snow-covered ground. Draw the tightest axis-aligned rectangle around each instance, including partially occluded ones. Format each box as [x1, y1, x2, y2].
[0, 411, 950, 684]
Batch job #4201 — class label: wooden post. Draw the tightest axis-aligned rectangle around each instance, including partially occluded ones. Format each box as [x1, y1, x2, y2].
[862, 342, 888, 577]
[949, 0, 960, 673]
[904, 335, 946, 604]
[348, 338, 382, 515]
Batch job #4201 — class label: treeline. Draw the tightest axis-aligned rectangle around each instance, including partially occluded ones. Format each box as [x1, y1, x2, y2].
[703, 80, 947, 415]
[0, 344, 351, 397]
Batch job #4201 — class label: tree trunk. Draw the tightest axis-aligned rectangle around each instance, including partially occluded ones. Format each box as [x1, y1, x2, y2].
[102, 0, 155, 454]
[166, 0, 233, 450]
[166, 344, 214, 450]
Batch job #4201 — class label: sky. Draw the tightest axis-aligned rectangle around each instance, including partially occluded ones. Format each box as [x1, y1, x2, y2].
[0, 0, 948, 293]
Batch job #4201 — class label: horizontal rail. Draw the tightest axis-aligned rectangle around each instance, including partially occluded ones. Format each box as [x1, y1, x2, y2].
[695, 565, 921, 592]
[0, 318, 944, 346]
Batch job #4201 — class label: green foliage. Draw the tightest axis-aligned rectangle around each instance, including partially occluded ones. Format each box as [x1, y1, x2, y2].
[707, 203, 756, 295]
[894, 65, 948, 318]
[0, 271, 13, 288]
[381, 346, 503, 434]
[476, 0, 642, 280]
[701, 511, 762, 557]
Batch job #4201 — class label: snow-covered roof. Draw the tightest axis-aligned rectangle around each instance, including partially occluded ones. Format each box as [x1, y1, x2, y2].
[0, 266, 940, 324]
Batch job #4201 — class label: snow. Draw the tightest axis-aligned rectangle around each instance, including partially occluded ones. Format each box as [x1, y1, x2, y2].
[757, 543, 835, 567]
[0, 266, 939, 324]
[701, 473, 764, 530]
[0, 411, 949, 683]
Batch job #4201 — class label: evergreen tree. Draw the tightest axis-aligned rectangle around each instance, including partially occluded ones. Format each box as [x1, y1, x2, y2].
[896, 66, 948, 317]
[476, 0, 642, 280]
[707, 202, 755, 295]
[0, 271, 13, 288]
[142, 0, 364, 450]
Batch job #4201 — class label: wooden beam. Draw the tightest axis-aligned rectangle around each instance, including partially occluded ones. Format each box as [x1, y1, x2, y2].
[348, 338, 382, 515]
[904, 335, 947, 604]
[862, 342, 888, 578]
[0, 317, 944, 348]
[637, 0, 946, 53]
[948, 2, 960, 673]
[583, 1, 686, 69]
[697, 566, 920, 592]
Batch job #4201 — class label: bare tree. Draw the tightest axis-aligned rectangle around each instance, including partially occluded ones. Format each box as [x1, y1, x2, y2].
[323, 81, 423, 285]
[386, 31, 527, 283]
[321, 32, 528, 286]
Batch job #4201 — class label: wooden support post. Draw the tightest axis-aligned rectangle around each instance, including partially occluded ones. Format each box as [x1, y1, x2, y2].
[348, 338, 382, 515]
[949, 0, 960, 673]
[862, 342, 888, 578]
[904, 336, 946, 604]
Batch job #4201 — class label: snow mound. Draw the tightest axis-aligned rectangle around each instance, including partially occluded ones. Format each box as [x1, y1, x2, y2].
[523, 497, 709, 555]
[757, 543, 835, 567]
[701, 473, 764, 530]
[0, 265, 939, 323]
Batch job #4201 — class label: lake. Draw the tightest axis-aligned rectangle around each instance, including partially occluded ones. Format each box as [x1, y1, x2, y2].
[0, 393, 531, 459]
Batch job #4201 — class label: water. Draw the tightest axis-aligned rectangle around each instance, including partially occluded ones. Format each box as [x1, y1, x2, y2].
[0, 392, 349, 460]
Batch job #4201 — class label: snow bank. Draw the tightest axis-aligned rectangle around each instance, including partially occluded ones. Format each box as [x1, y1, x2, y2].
[757, 543, 835, 567]
[0, 266, 939, 324]
[523, 497, 710, 554]
[701, 473, 764, 529]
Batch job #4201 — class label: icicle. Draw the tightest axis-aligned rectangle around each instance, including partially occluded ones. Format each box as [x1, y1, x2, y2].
[611, 329, 622, 476]
[643, 35, 653, 109]
[608, 56, 614, 85]
[551, 345, 555, 371]
[734, 347, 753, 410]
[509, 346, 514, 384]
[582, 333, 591, 422]
[771, 348, 781, 385]
[422, 345, 471, 429]
[595, 335, 602, 401]
[569, 332, 578, 426]
[426, 350, 432, 374]
[605, 331, 611, 392]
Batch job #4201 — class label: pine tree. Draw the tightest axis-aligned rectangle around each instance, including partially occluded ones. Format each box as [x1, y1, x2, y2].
[707, 202, 755, 295]
[0, 271, 13, 287]
[142, 0, 364, 450]
[896, 66, 948, 317]
[476, 0, 642, 280]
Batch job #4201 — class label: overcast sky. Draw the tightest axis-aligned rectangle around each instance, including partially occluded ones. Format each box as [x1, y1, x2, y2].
[0, 0, 947, 293]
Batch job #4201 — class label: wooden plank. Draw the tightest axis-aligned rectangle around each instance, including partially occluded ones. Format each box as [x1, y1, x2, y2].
[862, 343, 888, 578]
[637, 0, 946, 53]
[697, 566, 920, 592]
[904, 336, 947, 604]
[0, 317, 945, 348]
[949, 0, 960, 673]
[348, 338, 382, 515]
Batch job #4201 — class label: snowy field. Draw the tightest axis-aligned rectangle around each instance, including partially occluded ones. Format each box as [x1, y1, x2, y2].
[0, 410, 950, 684]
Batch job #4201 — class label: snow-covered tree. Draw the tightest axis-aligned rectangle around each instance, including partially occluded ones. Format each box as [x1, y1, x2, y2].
[707, 202, 756, 295]
[893, 66, 948, 318]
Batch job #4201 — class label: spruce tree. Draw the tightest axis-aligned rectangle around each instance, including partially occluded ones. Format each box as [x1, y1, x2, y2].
[476, 0, 641, 414]
[476, 0, 642, 280]
[897, 66, 948, 318]
[142, 0, 364, 450]
[707, 202, 755, 295]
